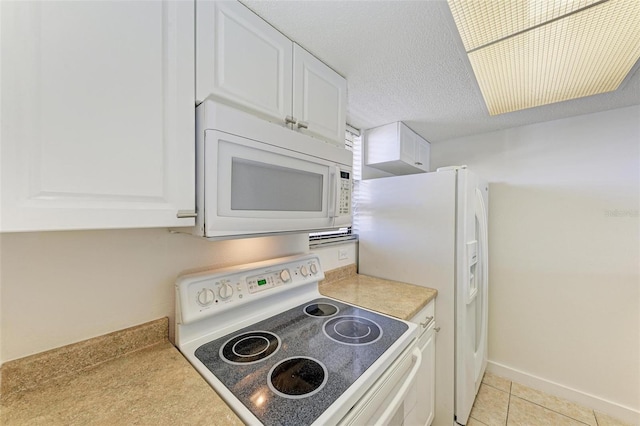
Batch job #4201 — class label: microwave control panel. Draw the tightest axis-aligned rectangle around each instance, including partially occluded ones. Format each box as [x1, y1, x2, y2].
[339, 171, 351, 215]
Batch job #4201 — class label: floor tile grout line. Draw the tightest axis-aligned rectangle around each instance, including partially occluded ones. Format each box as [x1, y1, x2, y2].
[469, 415, 490, 426]
[481, 380, 511, 394]
[509, 394, 593, 426]
[472, 382, 510, 426]
[506, 380, 512, 425]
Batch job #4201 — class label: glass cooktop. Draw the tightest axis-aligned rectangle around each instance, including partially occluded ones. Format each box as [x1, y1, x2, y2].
[194, 297, 410, 426]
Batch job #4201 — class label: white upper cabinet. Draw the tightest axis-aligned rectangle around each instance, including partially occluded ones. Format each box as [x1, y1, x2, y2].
[293, 44, 347, 146]
[196, 1, 347, 147]
[0, 1, 195, 232]
[196, 0, 293, 123]
[365, 122, 431, 175]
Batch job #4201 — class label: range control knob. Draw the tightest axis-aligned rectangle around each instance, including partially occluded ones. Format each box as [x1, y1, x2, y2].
[300, 265, 309, 277]
[310, 263, 318, 275]
[218, 283, 234, 300]
[280, 269, 291, 282]
[197, 288, 215, 306]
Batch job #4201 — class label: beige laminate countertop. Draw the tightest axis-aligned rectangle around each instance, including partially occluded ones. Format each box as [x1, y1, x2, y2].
[319, 265, 437, 320]
[0, 319, 243, 426]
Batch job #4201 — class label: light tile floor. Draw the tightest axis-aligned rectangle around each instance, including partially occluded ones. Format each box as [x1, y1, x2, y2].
[468, 372, 634, 426]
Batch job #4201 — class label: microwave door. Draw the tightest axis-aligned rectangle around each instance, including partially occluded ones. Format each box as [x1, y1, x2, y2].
[204, 131, 335, 237]
[229, 157, 324, 214]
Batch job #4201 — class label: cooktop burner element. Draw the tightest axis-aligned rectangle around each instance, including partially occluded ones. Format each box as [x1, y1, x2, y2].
[220, 331, 280, 365]
[323, 316, 382, 346]
[268, 357, 328, 399]
[303, 302, 338, 317]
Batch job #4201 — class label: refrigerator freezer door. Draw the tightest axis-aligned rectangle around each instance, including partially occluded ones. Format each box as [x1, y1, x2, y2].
[455, 170, 489, 425]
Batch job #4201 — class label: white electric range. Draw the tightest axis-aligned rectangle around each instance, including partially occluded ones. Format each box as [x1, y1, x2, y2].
[175, 254, 420, 425]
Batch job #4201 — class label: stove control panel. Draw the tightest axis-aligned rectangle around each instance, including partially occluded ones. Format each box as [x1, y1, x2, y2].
[247, 269, 289, 294]
[177, 254, 324, 324]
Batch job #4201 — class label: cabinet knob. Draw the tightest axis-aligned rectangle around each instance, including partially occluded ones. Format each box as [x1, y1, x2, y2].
[297, 121, 309, 129]
[285, 116, 297, 125]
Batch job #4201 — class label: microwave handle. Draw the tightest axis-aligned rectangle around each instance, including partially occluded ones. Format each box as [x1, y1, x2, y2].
[328, 166, 340, 218]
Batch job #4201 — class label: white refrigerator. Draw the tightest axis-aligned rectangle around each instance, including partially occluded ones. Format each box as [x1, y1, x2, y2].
[357, 167, 489, 426]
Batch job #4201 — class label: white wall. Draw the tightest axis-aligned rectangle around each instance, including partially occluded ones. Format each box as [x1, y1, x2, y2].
[0, 229, 311, 362]
[310, 241, 358, 271]
[431, 105, 640, 419]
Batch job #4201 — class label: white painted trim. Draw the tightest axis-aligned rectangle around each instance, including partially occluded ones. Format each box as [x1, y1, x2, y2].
[487, 361, 640, 425]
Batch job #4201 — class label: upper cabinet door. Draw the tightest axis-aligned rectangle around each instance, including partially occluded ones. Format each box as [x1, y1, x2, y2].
[293, 44, 347, 146]
[196, 1, 293, 124]
[399, 123, 418, 165]
[415, 139, 431, 172]
[0, 1, 195, 232]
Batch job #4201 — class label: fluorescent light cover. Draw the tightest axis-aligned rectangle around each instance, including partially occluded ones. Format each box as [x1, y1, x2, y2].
[448, 0, 640, 115]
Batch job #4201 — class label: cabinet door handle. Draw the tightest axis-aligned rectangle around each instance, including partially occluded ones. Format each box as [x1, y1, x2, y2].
[297, 121, 309, 129]
[415, 161, 423, 166]
[176, 210, 197, 219]
[420, 316, 434, 328]
[284, 116, 297, 125]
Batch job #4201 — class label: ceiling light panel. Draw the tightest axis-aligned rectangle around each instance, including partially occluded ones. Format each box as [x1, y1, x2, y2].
[450, 0, 640, 115]
[448, 0, 604, 52]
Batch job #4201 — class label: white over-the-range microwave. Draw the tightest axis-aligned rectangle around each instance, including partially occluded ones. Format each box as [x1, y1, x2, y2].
[186, 100, 353, 239]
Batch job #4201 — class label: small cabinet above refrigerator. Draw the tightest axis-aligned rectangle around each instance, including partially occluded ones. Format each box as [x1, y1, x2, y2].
[364, 121, 430, 175]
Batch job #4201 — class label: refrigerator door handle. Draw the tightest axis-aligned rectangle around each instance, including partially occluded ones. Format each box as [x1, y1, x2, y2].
[468, 274, 478, 303]
[466, 240, 479, 304]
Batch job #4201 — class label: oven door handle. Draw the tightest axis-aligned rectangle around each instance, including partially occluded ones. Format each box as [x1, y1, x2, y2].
[375, 347, 422, 425]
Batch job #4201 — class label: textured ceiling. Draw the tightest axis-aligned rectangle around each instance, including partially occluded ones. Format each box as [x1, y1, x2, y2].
[241, 0, 640, 142]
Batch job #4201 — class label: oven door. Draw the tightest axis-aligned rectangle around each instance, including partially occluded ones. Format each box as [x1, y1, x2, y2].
[339, 343, 422, 426]
[203, 130, 347, 238]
